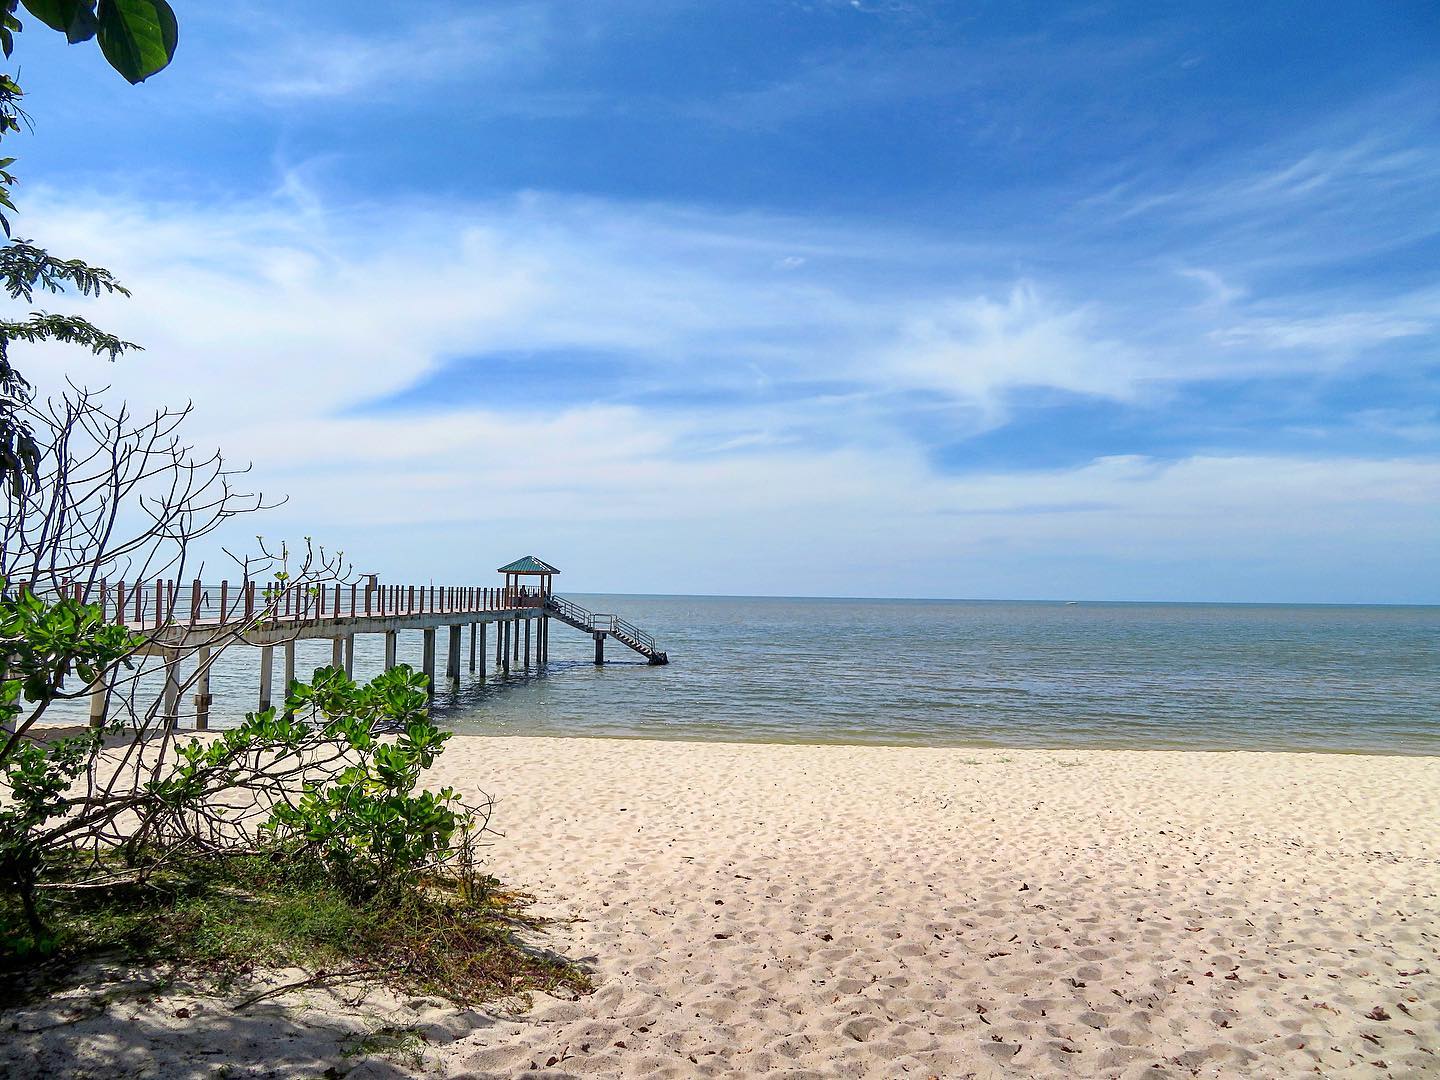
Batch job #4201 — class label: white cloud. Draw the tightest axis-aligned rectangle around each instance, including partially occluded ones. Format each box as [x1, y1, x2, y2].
[1177, 267, 1244, 307]
[885, 283, 1147, 422]
[1210, 295, 1440, 352]
[233, 7, 552, 101]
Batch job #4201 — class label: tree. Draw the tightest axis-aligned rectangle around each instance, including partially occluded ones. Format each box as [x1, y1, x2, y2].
[0, 1, 179, 496]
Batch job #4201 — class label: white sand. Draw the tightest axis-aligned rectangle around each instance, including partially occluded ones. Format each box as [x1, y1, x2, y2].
[4, 737, 1438, 1078]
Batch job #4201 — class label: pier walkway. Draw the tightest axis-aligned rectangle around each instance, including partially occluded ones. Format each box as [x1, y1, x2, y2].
[62, 556, 666, 729]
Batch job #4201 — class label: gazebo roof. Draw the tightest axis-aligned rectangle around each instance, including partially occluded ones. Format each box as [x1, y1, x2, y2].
[497, 555, 560, 575]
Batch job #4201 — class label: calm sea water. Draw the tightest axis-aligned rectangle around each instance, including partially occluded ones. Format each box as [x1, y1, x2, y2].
[46, 596, 1440, 754]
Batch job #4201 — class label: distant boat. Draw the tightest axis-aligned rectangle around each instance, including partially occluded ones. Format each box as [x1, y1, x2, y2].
[1063, 601, 1080, 605]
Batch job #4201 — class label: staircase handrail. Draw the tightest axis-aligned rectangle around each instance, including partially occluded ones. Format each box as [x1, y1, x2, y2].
[590, 612, 654, 651]
[547, 593, 594, 630]
[612, 616, 654, 650]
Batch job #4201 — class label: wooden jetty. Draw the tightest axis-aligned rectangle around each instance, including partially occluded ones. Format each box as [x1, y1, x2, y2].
[70, 555, 666, 730]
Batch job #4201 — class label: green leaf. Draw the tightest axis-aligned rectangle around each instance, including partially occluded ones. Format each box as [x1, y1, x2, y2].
[95, 0, 175, 84]
[19, 0, 98, 43]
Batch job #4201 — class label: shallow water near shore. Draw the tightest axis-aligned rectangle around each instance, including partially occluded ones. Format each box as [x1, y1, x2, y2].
[46, 595, 1440, 753]
[429, 595, 1438, 754]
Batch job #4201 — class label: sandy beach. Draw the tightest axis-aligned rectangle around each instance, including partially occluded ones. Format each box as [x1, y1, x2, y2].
[4, 737, 1438, 1078]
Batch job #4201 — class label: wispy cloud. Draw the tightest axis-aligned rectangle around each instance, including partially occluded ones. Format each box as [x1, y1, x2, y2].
[1211, 298, 1440, 352]
[231, 6, 553, 101]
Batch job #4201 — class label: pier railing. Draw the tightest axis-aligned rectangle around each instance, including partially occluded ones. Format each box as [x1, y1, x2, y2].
[40, 579, 547, 631]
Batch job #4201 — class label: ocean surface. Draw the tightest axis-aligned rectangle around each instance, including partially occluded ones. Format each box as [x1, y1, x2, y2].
[42, 596, 1440, 753]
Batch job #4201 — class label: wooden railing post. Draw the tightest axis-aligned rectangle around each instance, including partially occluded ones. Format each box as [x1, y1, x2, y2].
[219, 580, 229, 623]
[191, 579, 201, 624]
[116, 580, 126, 626]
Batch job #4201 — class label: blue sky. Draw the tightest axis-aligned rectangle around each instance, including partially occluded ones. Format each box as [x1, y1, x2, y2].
[12, 1, 1440, 601]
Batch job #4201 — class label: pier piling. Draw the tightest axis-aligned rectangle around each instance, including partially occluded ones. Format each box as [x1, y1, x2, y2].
[88, 672, 109, 729]
[447, 624, 462, 682]
[193, 645, 213, 730]
[422, 628, 437, 695]
[259, 644, 274, 710]
[162, 660, 181, 728]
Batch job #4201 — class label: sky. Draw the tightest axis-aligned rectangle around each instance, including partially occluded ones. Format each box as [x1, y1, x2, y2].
[10, 0, 1440, 602]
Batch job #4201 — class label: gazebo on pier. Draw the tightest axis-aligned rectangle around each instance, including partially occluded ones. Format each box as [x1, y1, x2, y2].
[498, 555, 559, 608]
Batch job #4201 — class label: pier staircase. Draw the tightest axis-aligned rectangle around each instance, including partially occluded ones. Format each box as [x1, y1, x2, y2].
[545, 594, 669, 665]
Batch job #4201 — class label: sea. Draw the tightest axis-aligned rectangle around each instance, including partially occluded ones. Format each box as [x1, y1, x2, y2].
[56, 595, 1439, 755]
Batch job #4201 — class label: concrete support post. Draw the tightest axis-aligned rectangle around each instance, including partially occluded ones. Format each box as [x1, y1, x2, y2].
[541, 616, 549, 663]
[501, 619, 510, 674]
[284, 638, 296, 690]
[87, 670, 110, 729]
[512, 615, 520, 664]
[478, 622, 487, 678]
[193, 646, 213, 731]
[594, 631, 605, 665]
[331, 636, 344, 670]
[523, 618, 531, 668]
[422, 627, 437, 696]
[495, 618, 503, 665]
[162, 659, 182, 728]
[343, 634, 355, 677]
[259, 644, 274, 710]
[384, 630, 398, 670]
[447, 624, 462, 681]
[468, 622, 477, 673]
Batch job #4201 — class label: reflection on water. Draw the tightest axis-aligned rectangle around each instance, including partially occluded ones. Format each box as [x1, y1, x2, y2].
[40, 596, 1440, 754]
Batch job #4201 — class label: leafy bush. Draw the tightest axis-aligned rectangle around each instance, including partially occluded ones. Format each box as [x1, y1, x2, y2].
[0, 727, 100, 943]
[0, 581, 142, 941]
[260, 665, 484, 900]
[1, 587, 491, 937]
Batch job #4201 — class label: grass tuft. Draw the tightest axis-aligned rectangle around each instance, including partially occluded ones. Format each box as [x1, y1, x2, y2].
[0, 853, 591, 1009]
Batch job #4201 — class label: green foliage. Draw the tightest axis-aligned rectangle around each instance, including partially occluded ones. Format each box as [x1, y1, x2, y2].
[0, 583, 141, 935]
[260, 665, 480, 900]
[7, 0, 178, 83]
[0, 239, 132, 302]
[0, 590, 503, 1001]
[0, 728, 99, 942]
[0, 580, 141, 718]
[0, 1, 175, 493]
